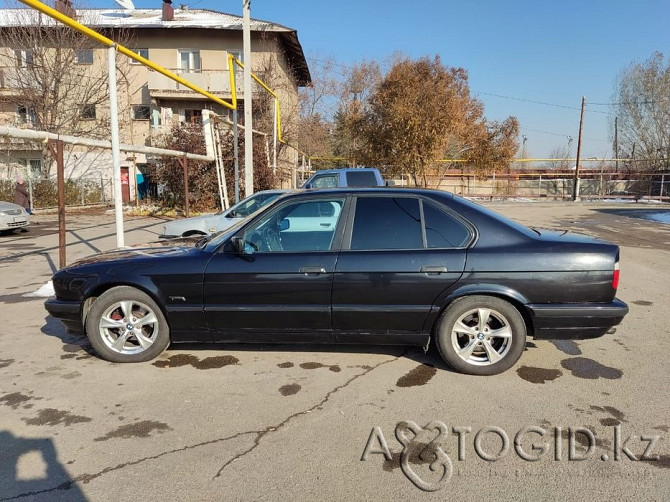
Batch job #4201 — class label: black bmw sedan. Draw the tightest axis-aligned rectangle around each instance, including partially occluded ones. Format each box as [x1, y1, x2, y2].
[45, 188, 628, 375]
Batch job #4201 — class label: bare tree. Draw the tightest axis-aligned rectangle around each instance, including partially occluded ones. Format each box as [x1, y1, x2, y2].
[331, 59, 381, 165]
[543, 145, 572, 170]
[612, 51, 670, 170]
[0, 8, 133, 176]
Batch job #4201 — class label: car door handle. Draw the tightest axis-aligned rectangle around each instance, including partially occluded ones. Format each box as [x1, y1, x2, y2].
[420, 266, 448, 274]
[300, 266, 327, 275]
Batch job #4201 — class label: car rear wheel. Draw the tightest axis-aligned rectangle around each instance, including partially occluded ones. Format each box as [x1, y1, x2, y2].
[435, 296, 526, 376]
[85, 286, 170, 363]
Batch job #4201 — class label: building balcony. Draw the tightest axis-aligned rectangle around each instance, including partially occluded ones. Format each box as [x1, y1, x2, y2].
[147, 68, 245, 100]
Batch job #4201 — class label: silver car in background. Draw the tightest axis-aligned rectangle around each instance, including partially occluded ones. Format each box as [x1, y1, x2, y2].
[160, 189, 288, 239]
[0, 201, 30, 233]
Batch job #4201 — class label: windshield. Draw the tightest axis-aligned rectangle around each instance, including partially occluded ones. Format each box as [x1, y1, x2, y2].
[224, 192, 282, 218]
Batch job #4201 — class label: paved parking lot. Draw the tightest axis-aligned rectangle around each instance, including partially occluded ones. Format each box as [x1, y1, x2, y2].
[1, 203, 669, 500]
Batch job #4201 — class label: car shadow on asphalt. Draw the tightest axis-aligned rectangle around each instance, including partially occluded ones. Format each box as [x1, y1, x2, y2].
[40, 316, 96, 358]
[168, 341, 453, 373]
[40, 315, 540, 374]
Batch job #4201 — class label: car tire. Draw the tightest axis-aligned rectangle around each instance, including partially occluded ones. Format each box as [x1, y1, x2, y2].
[435, 295, 526, 376]
[85, 286, 170, 363]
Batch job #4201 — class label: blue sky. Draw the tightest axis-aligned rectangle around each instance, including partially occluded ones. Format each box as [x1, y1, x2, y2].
[111, 0, 667, 158]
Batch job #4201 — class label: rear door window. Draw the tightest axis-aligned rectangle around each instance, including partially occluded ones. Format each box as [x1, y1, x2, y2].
[351, 197, 422, 250]
[423, 202, 471, 248]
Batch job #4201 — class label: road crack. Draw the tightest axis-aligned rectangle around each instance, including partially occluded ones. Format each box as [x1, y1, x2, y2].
[2, 351, 403, 500]
[213, 352, 403, 478]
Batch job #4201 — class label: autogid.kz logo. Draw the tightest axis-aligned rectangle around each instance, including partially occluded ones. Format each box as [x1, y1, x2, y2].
[361, 421, 664, 491]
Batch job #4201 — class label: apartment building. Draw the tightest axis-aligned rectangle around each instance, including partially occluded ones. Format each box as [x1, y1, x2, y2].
[0, 3, 310, 196]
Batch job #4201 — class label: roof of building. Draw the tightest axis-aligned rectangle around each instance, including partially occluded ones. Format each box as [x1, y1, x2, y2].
[0, 8, 311, 85]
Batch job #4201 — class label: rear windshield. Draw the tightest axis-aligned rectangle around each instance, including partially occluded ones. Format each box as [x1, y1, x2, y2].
[345, 171, 379, 187]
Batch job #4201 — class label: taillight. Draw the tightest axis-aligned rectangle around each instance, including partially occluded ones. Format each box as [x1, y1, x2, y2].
[612, 261, 620, 290]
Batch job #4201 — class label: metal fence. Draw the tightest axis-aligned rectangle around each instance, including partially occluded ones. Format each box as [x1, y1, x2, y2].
[0, 177, 111, 209]
[415, 171, 670, 201]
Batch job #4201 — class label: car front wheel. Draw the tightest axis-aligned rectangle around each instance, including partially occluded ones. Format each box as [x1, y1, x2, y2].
[85, 286, 170, 363]
[435, 295, 526, 376]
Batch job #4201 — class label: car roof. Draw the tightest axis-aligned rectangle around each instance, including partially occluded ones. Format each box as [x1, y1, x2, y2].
[274, 187, 454, 198]
[308, 167, 379, 175]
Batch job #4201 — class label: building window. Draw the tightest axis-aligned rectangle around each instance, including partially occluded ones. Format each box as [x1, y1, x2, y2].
[17, 105, 37, 125]
[183, 109, 202, 124]
[19, 158, 42, 178]
[131, 48, 149, 64]
[14, 49, 33, 68]
[227, 50, 242, 69]
[75, 49, 93, 64]
[132, 105, 151, 120]
[178, 49, 201, 73]
[80, 104, 96, 120]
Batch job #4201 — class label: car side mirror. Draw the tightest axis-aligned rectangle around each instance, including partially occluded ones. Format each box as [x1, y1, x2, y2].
[231, 236, 245, 254]
[280, 218, 290, 231]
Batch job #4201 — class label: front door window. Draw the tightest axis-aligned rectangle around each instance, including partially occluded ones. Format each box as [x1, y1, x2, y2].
[240, 198, 345, 253]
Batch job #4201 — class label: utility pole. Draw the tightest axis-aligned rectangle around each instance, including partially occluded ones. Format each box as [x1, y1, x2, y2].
[572, 96, 586, 201]
[108, 45, 124, 247]
[233, 108, 239, 203]
[242, 0, 253, 197]
[614, 116, 619, 172]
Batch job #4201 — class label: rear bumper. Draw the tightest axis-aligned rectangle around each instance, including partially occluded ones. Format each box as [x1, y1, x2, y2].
[44, 298, 84, 336]
[526, 298, 629, 339]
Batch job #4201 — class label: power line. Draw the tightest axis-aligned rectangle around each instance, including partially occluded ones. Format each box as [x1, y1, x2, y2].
[474, 91, 610, 114]
[309, 57, 613, 115]
[589, 100, 654, 106]
[521, 127, 609, 143]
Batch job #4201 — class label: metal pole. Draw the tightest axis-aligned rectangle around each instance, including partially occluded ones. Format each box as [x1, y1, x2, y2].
[49, 139, 66, 269]
[28, 177, 33, 211]
[233, 108, 240, 203]
[242, 0, 254, 197]
[181, 156, 190, 217]
[614, 116, 619, 172]
[273, 99, 277, 174]
[572, 96, 586, 201]
[108, 45, 124, 247]
[213, 124, 228, 210]
[661, 174, 665, 199]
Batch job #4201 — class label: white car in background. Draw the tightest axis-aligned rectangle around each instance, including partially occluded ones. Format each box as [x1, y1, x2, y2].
[0, 201, 30, 234]
[160, 189, 287, 239]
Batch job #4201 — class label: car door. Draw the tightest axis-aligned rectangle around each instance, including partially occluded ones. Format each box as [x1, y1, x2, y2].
[332, 194, 472, 337]
[203, 195, 349, 342]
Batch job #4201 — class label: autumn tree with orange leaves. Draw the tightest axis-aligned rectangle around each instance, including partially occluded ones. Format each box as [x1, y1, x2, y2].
[342, 55, 519, 186]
